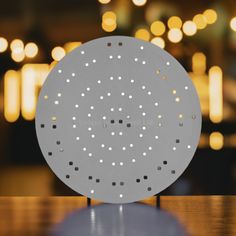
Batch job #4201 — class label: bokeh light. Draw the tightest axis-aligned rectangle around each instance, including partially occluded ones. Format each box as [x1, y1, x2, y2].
[25, 42, 38, 58]
[21, 65, 37, 120]
[151, 37, 165, 48]
[132, 0, 147, 7]
[11, 51, 25, 62]
[102, 22, 117, 32]
[183, 21, 197, 36]
[167, 16, 182, 29]
[193, 14, 207, 30]
[51, 46, 66, 61]
[150, 21, 166, 36]
[135, 28, 150, 41]
[192, 52, 206, 75]
[64, 42, 81, 53]
[230, 17, 236, 32]
[98, 0, 111, 4]
[167, 28, 183, 43]
[209, 66, 223, 123]
[102, 11, 116, 26]
[4, 70, 20, 122]
[10, 39, 24, 53]
[0, 0, 236, 204]
[209, 132, 224, 150]
[102, 11, 117, 32]
[0, 37, 8, 53]
[203, 9, 217, 25]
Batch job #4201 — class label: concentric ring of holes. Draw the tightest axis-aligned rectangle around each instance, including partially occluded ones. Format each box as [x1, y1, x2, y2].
[36, 36, 201, 203]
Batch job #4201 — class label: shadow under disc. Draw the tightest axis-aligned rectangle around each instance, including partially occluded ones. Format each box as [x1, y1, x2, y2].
[52, 203, 188, 236]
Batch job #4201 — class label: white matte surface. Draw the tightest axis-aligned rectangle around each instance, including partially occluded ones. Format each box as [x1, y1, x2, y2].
[36, 36, 201, 203]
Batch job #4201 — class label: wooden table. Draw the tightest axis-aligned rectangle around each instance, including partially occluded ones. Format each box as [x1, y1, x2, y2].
[0, 196, 235, 236]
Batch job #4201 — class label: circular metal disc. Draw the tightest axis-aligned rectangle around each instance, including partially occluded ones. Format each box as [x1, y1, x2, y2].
[36, 36, 201, 203]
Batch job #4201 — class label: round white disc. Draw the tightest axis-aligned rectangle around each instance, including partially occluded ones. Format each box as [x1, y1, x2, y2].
[36, 36, 201, 203]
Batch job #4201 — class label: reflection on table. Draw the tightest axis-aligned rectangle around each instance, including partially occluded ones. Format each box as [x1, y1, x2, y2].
[0, 196, 235, 236]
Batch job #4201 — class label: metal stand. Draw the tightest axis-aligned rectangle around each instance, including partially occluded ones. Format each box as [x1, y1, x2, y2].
[156, 194, 161, 209]
[87, 197, 91, 206]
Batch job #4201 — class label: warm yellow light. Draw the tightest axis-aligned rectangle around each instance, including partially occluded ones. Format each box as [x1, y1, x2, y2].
[98, 0, 111, 4]
[151, 37, 165, 48]
[0, 37, 8, 53]
[167, 16, 182, 29]
[51, 46, 65, 61]
[192, 52, 206, 75]
[11, 51, 25, 62]
[102, 11, 117, 26]
[64, 42, 82, 53]
[25, 42, 38, 58]
[132, 0, 147, 7]
[203, 9, 217, 25]
[4, 70, 20, 122]
[135, 28, 150, 41]
[167, 28, 183, 43]
[102, 11, 117, 32]
[209, 66, 223, 123]
[183, 21, 197, 36]
[37, 64, 50, 86]
[11, 39, 25, 62]
[209, 132, 224, 150]
[10, 39, 24, 53]
[193, 14, 207, 30]
[230, 17, 236, 32]
[21, 65, 37, 120]
[50, 61, 58, 70]
[102, 22, 117, 32]
[150, 21, 166, 36]
[26, 64, 50, 87]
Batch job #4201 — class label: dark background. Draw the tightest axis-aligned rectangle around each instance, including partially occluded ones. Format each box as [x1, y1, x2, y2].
[0, 0, 235, 196]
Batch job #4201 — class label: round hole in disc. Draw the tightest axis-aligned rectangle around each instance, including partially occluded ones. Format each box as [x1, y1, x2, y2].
[36, 36, 201, 204]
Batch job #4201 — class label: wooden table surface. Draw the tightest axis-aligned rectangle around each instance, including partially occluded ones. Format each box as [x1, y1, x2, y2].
[0, 196, 235, 236]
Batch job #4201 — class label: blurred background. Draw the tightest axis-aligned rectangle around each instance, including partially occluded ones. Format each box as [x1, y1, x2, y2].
[0, 0, 236, 196]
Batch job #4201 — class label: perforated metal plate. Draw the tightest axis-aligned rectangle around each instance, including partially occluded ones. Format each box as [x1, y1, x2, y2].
[36, 36, 201, 203]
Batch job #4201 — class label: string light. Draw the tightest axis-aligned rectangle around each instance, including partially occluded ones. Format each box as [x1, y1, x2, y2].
[203, 9, 217, 24]
[135, 28, 150, 41]
[0, 37, 8, 53]
[193, 14, 207, 30]
[51, 46, 66, 61]
[167, 28, 183, 43]
[151, 37, 165, 48]
[150, 21, 166, 36]
[183, 21, 197, 36]
[230, 17, 236, 31]
[25, 42, 38, 58]
[167, 16, 182, 29]
[132, 0, 147, 7]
